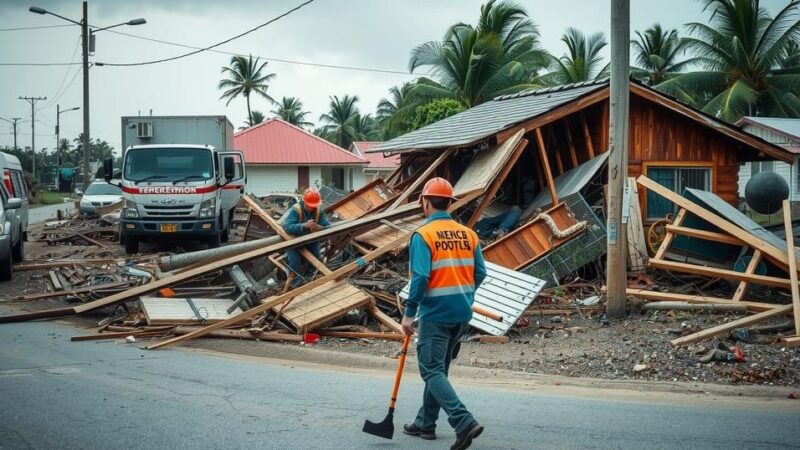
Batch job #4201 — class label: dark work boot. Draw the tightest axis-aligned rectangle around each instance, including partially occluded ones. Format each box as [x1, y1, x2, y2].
[403, 423, 436, 440]
[451, 421, 484, 450]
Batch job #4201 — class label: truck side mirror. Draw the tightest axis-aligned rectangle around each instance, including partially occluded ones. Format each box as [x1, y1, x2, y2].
[103, 158, 114, 182]
[5, 198, 22, 210]
[223, 157, 235, 180]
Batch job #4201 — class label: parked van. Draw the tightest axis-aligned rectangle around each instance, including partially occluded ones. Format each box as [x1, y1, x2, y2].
[0, 152, 28, 281]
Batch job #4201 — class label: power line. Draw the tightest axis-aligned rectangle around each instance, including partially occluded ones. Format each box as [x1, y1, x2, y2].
[96, 0, 317, 67]
[105, 29, 411, 75]
[0, 62, 82, 66]
[0, 24, 73, 32]
[39, 37, 83, 111]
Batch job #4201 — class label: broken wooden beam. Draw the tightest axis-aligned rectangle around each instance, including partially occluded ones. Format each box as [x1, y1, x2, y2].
[648, 259, 794, 289]
[317, 330, 404, 341]
[371, 305, 403, 334]
[14, 281, 132, 301]
[781, 335, 800, 348]
[783, 199, 800, 334]
[625, 289, 786, 314]
[640, 301, 747, 312]
[670, 304, 793, 347]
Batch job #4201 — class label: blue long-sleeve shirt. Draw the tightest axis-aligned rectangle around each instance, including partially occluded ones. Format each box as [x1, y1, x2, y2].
[404, 211, 487, 322]
[282, 201, 330, 237]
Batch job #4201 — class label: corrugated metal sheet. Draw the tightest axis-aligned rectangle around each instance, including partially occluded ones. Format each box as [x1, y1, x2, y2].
[234, 118, 368, 165]
[740, 117, 800, 148]
[400, 262, 545, 336]
[528, 153, 609, 210]
[684, 188, 800, 262]
[351, 141, 401, 169]
[372, 81, 608, 153]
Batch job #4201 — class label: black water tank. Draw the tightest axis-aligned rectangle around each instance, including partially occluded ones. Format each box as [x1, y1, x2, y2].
[745, 171, 789, 214]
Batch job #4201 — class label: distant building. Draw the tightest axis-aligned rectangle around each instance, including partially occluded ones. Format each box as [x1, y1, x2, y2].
[234, 118, 368, 196]
[349, 141, 400, 182]
[736, 117, 800, 201]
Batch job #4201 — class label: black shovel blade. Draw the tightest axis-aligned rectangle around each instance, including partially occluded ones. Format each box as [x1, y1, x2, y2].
[363, 410, 394, 440]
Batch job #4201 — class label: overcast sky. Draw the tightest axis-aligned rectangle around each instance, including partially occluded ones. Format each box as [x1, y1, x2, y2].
[0, 0, 790, 155]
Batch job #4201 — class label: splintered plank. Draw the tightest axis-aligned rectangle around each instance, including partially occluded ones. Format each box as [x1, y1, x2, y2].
[355, 215, 425, 249]
[274, 281, 373, 332]
[670, 304, 793, 347]
[327, 179, 397, 220]
[783, 199, 800, 334]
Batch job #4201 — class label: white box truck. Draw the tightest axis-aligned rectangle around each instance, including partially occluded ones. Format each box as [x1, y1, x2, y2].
[109, 116, 246, 254]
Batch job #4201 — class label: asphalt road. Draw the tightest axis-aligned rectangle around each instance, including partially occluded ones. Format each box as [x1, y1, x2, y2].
[0, 320, 798, 450]
[28, 201, 75, 225]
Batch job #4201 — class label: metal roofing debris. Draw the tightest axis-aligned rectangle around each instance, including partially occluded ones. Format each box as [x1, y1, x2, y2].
[372, 83, 607, 153]
[493, 78, 610, 101]
[683, 188, 800, 262]
[400, 262, 546, 336]
[740, 116, 800, 142]
[528, 153, 609, 210]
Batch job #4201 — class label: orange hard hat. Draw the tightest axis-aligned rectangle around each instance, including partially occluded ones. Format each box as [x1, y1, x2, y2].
[302, 187, 322, 208]
[420, 177, 456, 202]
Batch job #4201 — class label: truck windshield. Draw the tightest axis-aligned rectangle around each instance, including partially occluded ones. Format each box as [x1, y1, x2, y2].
[124, 148, 213, 183]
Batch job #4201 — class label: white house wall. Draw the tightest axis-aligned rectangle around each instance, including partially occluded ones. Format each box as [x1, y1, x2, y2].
[246, 166, 298, 196]
[738, 123, 798, 201]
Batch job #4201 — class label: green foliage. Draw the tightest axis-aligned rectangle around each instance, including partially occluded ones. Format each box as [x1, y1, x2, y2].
[410, 99, 465, 130]
[34, 191, 67, 205]
[239, 110, 265, 130]
[657, 0, 800, 122]
[271, 97, 313, 128]
[377, 82, 415, 139]
[406, 0, 550, 109]
[318, 95, 362, 148]
[537, 28, 609, 85]
[631, 24, 693, 85]
[218, 55, 276, 125]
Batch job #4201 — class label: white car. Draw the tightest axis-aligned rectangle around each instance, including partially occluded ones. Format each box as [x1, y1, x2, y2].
[80, 181, 122, 216]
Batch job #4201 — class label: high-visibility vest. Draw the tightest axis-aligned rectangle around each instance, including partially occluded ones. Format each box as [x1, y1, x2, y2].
[293, 202, 321, 223]
[415, 218, 479, 300]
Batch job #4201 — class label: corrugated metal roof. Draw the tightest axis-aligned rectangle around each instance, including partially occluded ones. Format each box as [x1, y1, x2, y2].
[400, 261, 545, 336]
[234, 118, 367, 165]
[371, 80, 609, 153]
[351, 141, 401, 169]
[739, 117, 800, 153]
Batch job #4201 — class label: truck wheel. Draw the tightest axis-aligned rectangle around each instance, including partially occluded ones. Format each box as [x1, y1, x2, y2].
[221, 226, 230, 243]
[11, 233, 23, 263]
[0, 253, 12, 281]
[125, 236, 139, 254]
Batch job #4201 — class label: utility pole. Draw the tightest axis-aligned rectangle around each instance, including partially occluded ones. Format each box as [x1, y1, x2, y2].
[0, 117, 21, 151]
[606, 0, 630, 319]
[19, 96, 47, 183]
[81, 0, 90, 190]
[56, 104, 79, 192]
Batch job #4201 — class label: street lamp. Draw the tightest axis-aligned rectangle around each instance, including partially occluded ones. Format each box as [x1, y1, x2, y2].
[29, 3, 145, 189]
[56, 105, 79, 192]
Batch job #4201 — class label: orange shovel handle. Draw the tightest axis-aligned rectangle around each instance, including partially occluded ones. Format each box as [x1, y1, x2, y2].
[389, 334, 411, 410]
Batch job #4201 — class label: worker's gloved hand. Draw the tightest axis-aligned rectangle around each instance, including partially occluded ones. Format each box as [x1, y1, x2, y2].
[401, 316, 415, 336]
[304, 220, 323, 232]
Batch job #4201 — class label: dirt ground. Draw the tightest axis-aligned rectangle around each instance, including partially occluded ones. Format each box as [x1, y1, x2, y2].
[2, 221, 798, 392]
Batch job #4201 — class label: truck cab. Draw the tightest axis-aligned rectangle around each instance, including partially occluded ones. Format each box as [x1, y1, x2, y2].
[109, 144, 246, 254]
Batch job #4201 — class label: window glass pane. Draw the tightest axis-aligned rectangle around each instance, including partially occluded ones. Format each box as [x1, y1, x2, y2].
[751, 162, 760, 177]
[647, 168, 676, 219]
[762, 161, 775, 172]
[10, 170, 23, 198]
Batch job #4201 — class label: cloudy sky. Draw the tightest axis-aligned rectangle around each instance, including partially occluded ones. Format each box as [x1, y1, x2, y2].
[0, 0, 789, 154]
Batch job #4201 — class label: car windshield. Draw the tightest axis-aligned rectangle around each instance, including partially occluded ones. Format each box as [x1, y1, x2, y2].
[85, 183, 122, 196]
[124, 148, 213, 183]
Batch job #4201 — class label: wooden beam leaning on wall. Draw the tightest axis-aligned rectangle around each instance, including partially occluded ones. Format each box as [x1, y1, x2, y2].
[534, 128, 559, 207]
[241, 196, 332, 276]
[465, 138, 529, 228]
[148, 192, 482, 349]
[388, 148, 455, 209]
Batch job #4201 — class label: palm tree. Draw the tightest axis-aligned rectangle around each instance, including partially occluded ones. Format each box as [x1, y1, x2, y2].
[239, 110, 266, 130]
[271, 97, 313, 128]
[218, 55, 276, 125]
[631, 24, 693, 85]
[376, 82, 415, 139]
[57, 138, 71, 165]
[352, 114, 381, 141]
[407, 0, 550, 109]
[539, 28, 609, 85]
[319, 95, 361, 149]
[658, 0, 800, 121]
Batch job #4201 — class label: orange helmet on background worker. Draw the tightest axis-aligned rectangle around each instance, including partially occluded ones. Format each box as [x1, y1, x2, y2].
[302, 187, 322, 208]
[419, 177, 457, 204]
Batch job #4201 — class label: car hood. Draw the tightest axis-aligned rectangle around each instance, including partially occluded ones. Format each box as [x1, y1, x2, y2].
[82, 195, 122, 203]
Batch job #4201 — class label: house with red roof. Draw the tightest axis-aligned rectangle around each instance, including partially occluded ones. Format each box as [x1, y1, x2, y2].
[349, 141, 400, 182]
[233, 118, 368, 196]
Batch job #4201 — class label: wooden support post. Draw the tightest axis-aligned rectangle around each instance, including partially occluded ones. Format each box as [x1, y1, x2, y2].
[465, 139, 528, 228]
[549, 128, 564, 174]
[732, 249, 762, 302]
[653, 209, 687, 261]
[563, 118, 579, 167]
[670, 304, 793, 347]
[580, 111, 595, 158]
[241, 196, 331, 276]
[783, 199, 800, 333]
[534, 128, 558, 207]
[388, 148, 454, 209]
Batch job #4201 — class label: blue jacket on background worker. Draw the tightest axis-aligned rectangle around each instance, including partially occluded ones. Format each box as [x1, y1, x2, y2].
[282, 187, 330, 286]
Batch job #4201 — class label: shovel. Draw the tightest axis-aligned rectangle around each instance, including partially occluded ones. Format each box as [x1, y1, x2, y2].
[363, 334, 411, 439]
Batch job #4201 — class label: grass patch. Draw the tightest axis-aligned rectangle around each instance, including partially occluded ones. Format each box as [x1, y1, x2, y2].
[34, 191, 69, 205]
